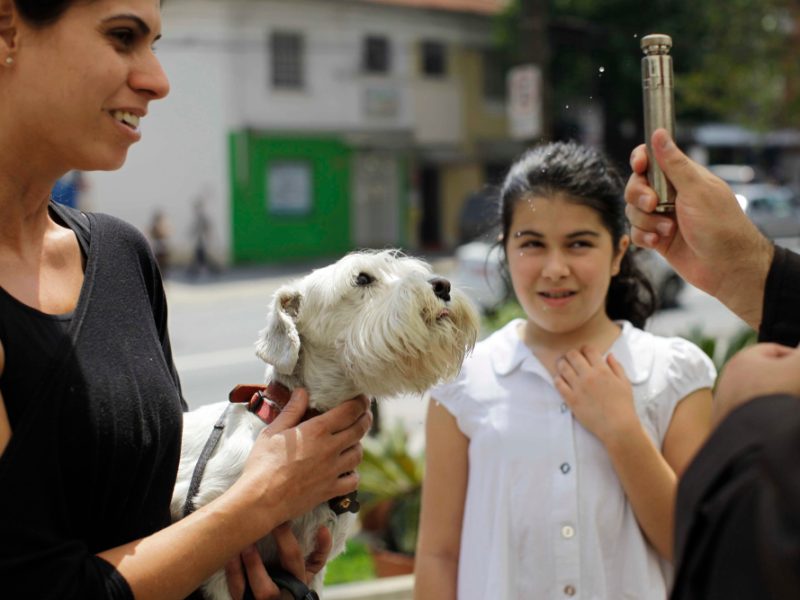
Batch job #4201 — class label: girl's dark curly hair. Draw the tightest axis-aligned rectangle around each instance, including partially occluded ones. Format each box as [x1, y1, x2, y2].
[496, 141, 657, 328]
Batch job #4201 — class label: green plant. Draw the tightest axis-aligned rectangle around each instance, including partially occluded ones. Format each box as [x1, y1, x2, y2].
[681, 326, 758, 374]
[323, 538, 376, 585]
[357, 422, 424, 556]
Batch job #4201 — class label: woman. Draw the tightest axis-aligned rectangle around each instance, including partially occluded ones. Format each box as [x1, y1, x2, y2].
[0, 2, 371, 599]
[415, 142, 715, 599]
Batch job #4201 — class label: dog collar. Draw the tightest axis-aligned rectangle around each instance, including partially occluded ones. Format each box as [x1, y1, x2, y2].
[228, 382, 320, 424]
[227, 383, 360, 517]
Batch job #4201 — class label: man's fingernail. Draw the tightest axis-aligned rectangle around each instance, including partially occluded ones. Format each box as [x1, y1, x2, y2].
[637, 195, 651, 210]
[658, 133, 673, 151]
[656, 222, 673, 236]
[644, 232, 659, 246]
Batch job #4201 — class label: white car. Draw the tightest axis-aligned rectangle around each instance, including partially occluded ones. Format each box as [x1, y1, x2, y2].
[451, 241, 685, 313]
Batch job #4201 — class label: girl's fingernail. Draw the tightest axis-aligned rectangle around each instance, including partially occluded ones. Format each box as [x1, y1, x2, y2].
[637, 195, 651, 210]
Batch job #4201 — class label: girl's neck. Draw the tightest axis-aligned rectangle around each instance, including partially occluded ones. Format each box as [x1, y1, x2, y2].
[520, 313, 622, 376]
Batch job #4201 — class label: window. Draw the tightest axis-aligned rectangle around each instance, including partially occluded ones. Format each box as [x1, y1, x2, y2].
[363, 36, 391, 74]
[483, 49, 506, 101]
[267, 162, 312, 215]
[420, 40, 446, 77]
[270, 31, 304, 89]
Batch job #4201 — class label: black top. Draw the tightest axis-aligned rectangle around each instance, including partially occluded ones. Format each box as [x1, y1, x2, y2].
[671, 245, 800, 599]
[0, 203, 186, 599]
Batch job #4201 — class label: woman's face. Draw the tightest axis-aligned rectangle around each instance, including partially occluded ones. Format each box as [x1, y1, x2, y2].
[505, 194, 628, 337]
[9, 0, 169, 172]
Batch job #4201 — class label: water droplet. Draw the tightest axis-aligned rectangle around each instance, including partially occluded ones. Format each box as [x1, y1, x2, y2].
[598, 66, 605, 73]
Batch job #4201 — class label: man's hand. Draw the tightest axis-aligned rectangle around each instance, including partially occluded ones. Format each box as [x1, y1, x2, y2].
[713, 343, 800, 427]
[624, 129, 773, 328]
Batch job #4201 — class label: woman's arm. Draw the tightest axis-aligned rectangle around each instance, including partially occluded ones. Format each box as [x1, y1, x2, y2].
[0, 341, 9, 457]
[555, 346, 712, 561]
[100, 392, 371, 600]
[413, 398, 468, 600]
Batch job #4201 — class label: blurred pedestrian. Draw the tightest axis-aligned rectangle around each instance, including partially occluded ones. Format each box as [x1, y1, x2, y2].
[148, 208, 172, 275]
[625, 128, 800, 599]
[51, 170, 87, 209]
[187, 195, 221, 278]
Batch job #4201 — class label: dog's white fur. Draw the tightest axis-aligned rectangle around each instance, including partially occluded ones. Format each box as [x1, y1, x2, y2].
[171, 250, 479, 599]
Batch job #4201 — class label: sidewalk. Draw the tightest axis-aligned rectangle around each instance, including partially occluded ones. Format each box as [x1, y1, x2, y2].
[326, 575, 414, 600]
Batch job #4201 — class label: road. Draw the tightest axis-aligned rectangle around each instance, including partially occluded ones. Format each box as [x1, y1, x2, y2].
[165, 255, 752, 448]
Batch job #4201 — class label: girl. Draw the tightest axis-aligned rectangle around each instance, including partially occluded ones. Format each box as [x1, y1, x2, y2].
[415, 141, 715, 599]
[0, 2, 370, 599]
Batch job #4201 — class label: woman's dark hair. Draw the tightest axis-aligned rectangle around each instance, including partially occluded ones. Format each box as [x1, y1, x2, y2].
[13, 0, 83, 26]
[496, 140, 657, 328]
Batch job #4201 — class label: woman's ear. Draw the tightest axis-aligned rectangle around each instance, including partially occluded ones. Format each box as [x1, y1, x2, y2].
[612, 234, 631, 276]
[0, 0, 19, 59]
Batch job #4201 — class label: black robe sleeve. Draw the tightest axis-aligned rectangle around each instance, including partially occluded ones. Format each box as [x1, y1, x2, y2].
[671, 246, 800, 599]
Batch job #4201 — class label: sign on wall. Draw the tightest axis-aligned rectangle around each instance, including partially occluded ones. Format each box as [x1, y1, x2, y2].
[507, 64, 542, 140]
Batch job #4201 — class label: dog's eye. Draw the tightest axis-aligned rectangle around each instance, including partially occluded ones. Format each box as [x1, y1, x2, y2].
[355, 272, 375, 287]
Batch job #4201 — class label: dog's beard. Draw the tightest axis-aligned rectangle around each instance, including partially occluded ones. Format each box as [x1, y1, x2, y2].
[339, 291, 479, 397]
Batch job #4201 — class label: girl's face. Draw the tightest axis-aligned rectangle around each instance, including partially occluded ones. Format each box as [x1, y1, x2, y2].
[505, 194, 629, 338]
[8, 0, 169, 172]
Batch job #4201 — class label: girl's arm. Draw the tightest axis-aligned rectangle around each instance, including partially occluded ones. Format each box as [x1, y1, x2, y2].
[414, 398, 468, 600]
[602, 388, 711, 561]
[555, 346, 712, 561]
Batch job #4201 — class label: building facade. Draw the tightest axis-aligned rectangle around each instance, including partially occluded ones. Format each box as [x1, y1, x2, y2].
[84, 0, 515, 265]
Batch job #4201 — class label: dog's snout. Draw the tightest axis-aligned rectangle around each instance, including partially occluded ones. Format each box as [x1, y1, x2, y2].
[429, 277, 451, 302]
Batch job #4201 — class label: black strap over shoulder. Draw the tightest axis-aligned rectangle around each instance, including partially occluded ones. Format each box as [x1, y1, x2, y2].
[243, 566, 319, 600]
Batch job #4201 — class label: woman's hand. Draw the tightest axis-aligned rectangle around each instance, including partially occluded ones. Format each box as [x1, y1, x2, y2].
[225, 524, 332, 600]
[554, 346, 640, 446]
[231, 388, 372, 534]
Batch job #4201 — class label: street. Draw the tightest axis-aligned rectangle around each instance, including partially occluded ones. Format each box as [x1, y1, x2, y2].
[166, 255, 753, 450]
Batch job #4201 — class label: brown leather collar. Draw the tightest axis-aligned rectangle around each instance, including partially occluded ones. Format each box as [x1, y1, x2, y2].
[228, 382, 320, 424]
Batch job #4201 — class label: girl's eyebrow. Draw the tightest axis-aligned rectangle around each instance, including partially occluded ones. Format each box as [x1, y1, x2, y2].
[102, 14, 162, 41]
[513, 229, 601, 238]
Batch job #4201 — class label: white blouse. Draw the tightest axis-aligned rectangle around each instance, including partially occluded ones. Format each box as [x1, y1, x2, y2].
[430, 319, 716, 600]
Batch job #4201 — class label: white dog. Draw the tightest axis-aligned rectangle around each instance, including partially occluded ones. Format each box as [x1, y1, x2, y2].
[171, 250, 479, 599]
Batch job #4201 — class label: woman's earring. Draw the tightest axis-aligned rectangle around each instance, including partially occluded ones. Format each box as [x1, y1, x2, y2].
[4, 57, 13, 66]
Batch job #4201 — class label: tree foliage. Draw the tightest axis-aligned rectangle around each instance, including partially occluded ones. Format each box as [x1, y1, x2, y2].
[494, 0, 800, 160]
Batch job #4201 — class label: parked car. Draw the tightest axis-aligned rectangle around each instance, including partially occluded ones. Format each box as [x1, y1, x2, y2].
[451, 240, 685, 314]
[729, 182, 800, 240]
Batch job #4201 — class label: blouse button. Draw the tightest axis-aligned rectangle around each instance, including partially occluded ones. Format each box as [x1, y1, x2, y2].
[561, 525, 575, 539]
[560, 402, 569, 413]
[560, 462, 571, 474]
[564, 584, 577, 596]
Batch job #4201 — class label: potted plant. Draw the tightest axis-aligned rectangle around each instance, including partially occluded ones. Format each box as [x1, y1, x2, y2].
[357, 421, 424, 577]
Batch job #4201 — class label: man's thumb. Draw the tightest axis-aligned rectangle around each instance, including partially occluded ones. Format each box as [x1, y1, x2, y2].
[651, 128, 696, 188]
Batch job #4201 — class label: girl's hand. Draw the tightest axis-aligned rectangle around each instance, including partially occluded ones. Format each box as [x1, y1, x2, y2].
[225, 524, 332, 600]
[554, 346, 640, 445]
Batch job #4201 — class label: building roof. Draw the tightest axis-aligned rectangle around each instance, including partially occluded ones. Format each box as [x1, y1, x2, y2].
[361, 0, 509, 15]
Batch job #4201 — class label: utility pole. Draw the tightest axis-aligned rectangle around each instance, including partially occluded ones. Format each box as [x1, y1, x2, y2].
[517, 0, 550, 142]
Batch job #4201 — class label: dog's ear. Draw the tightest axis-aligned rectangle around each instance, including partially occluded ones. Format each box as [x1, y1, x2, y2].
[255, 285, 302, 374]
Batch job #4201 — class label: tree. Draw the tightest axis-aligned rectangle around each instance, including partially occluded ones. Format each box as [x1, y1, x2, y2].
[494, 0, 800, 164]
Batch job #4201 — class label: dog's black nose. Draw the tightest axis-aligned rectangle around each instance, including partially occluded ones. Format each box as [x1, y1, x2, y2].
[429, 277, 451, 302]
